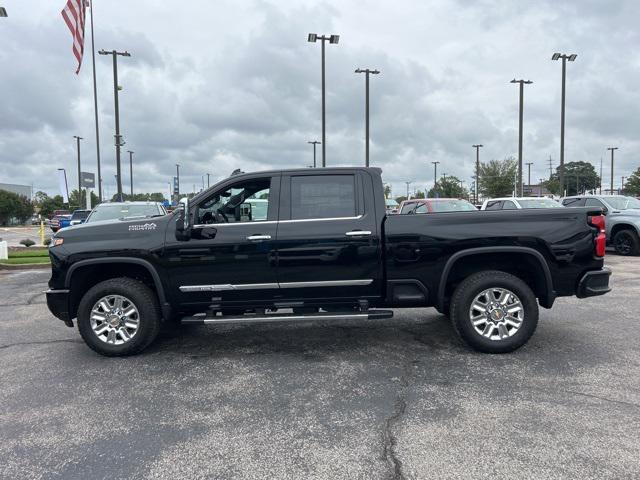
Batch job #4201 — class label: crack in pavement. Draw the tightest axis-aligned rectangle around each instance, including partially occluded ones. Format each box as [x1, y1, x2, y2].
[382, 359, 419, 480]
[0, 339, 81, 350]
[563, 389, 640, 409]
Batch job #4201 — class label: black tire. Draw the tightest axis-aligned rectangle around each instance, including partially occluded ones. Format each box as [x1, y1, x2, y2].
[77, 278, 161, 356]
[449, 270, 539, 354]
[613, 229, 640, 256]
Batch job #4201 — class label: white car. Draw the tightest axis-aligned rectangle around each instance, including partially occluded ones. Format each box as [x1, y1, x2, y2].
[480, 197, 562, 210]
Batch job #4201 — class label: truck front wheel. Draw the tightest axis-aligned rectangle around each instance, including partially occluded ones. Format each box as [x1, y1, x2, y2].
[449, 271, 539, 353]
[77, 278, 161, 356]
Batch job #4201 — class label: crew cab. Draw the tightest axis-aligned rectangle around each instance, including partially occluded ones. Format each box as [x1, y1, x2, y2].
[46, 168, 611, 356]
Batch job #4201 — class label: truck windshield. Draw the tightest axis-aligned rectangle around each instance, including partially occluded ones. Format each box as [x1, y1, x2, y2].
[604, 196, 640, 210]
[517, 198, 562, 209]
[86, 204, 163, 223]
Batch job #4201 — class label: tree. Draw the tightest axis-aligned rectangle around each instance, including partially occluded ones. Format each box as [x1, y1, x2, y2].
[544, 161, 600, 196]
[0, 190, 33, 226]
[428, 176, 469, 199]
[384, 184, 392, 199]
[35, 193, 65, 217]
[478, 158, 517, 198]
[624, 167, 640, 196]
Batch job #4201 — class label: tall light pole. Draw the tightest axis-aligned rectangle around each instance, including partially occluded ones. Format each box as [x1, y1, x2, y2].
[307, 141, 321, 168]
[607, 147, 618, 194]
[207, 173, 211, 188]
[431, 161, 440, 191]
[405, 181, 412, 199]
[510, 79, 533, 196]
[73, 136, 83, 206]
[308, 33, 339, 167]
[472, 145, 482, 203]
[175, 164, 180, 202]
[127, 150, 134, 196]
[621, 176, 625, 195]
[99, 49, 131, 202]
[355, 68, 380, 167]
[525, 162, 534, 195]
[552, 53, 577, 197]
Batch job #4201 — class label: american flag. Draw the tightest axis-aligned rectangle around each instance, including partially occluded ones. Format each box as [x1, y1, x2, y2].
[61, 0, 87, 74]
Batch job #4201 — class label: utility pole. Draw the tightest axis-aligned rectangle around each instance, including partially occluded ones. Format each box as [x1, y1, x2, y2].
[552, 53, 577, 198]
[127, 150, 134, 196]
[405, 181, 412, 199]
[307, 141, 321, 168]
[607, 147, 618, 196]
[525, 162, 533, 195]
[307, 33, 340, 167]
[99, 49, 131, 202]
[511, 79, 533, 196]
[355, 68, 380, 167]
[547, 155, 553, 179]
[621, 176, 625, 195]
[73, 136, 83, 207]
[472, 145, 483, 204]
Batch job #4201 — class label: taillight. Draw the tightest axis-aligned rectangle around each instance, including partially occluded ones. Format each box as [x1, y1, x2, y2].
[589, 215, 606, 257]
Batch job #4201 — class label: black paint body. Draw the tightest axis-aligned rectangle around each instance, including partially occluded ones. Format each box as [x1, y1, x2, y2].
[47, 168, 609, 325]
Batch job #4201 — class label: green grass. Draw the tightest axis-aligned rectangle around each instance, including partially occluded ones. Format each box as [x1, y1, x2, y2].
[8, 249, 50, 258]
[2, 257, 51, 265]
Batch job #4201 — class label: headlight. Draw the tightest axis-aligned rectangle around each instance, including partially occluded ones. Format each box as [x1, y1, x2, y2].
[52, 238, 64, 247]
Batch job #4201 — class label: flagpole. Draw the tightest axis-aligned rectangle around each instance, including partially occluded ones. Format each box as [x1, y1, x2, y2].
[88, 0, 102, 203]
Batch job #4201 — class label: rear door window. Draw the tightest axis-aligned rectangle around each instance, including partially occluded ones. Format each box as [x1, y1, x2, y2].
[502, 200, 517, 210]
[290, 175, 356, 220]
[485, 201, 503, 210]
[562, 198, 585, 207]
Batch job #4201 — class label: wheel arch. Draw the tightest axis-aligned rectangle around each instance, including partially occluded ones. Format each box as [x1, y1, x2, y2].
[610, 222, 639, 239]
[65, 258, 170, 321]
[437, 247, 555, 311]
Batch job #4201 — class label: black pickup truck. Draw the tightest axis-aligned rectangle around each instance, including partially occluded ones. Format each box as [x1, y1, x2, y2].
[46, 167, 611, 356]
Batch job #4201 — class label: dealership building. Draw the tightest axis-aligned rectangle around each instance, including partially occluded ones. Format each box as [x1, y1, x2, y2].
[0, 182, 32, 198]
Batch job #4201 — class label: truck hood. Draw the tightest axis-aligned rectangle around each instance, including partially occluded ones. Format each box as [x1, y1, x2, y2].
[54, 215, 172, 244]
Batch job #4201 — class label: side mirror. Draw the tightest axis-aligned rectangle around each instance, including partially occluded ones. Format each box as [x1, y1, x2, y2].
[70, 220, 81, 226]
[240, 202, 252, 221]
[175, 197, 191, 240]
[602, 207, 608, 215]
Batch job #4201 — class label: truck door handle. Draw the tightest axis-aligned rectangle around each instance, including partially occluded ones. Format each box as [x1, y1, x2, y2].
[345, 230, 372, 236]
[246, 235, 272, 241]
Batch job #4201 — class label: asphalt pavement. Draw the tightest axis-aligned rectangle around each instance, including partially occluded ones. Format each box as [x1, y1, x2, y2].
[0, 256, 639, 480]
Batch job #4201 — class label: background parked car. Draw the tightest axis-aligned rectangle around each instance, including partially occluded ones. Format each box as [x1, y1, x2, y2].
[562, 194, 640, 256]
[85, 201, 167, 224]
[481, 197, 562, 210]
[68, 209, 92, 227]
[385, 198, 399, 214]
[50, 214, 71, 232]
[399, 198, 477, 214]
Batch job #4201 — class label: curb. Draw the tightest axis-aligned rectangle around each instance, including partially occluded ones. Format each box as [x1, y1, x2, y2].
[0, 263, 51, 271]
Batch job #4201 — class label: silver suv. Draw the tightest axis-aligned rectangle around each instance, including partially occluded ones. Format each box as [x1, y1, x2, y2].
[561, 195, 640, 255]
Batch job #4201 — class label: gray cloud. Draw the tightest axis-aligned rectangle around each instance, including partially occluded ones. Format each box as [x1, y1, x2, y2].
[0, 0, 638, 199]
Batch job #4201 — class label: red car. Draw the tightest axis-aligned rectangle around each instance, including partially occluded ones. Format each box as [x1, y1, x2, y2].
[399, 198, 477, 214]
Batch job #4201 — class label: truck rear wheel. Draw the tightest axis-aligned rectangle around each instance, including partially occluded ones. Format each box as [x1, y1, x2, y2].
[77, 278, 161, 356]
[449, 270, 538, 353]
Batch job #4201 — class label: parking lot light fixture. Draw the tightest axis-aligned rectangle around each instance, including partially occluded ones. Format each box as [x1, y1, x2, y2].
[307, 141, 320, 168]
[607, 147, 618, 195]
[307, 33, 340, 167]
[510, 79, 533, 196]
[472, 145, 483, 203]
[552, 53, 577, 196]
[0, 7, 7, 17]
[355, 68, 380, 167]
[431, 161, 440, 192]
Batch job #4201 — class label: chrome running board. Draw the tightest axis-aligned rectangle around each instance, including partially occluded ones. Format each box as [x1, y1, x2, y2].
[181, 310, 393, 325]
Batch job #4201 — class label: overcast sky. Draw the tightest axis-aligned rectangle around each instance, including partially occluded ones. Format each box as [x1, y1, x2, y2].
[1, 0, 638, 199]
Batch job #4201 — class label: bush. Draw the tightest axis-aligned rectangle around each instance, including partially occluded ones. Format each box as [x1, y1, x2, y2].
[20, 239, 35, 247]
[43, 237, 52, 246]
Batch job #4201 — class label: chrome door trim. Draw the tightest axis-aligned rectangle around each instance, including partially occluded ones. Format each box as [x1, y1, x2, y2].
[179, 279, 373, 292]
[191, 215, 364, 229]
[345, 230, 372, 236]
[279, 279, 373, 289]
[179, 283, 279, 292]
[246, 235, 272, 241]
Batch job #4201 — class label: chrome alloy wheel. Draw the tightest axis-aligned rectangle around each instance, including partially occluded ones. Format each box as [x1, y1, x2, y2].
[469, 287, 524, 341]
[90, 295, 140, 345]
